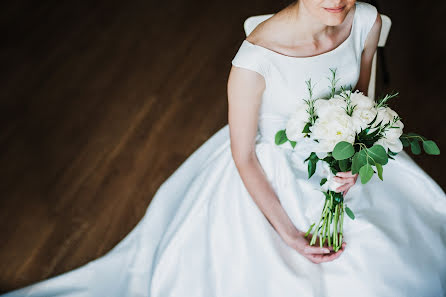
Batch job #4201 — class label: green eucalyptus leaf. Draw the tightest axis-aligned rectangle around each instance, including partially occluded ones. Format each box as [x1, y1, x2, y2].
[275, 130, 288, 145]
[375, 163, 383, 181]
[410, 139, 421, 155]
[332, 141, 355, 160]
[352, 149, 374, 174]
[308, 160, 317, 179]
[422, 140, 440, 155]
[309, 152, 319, 161]
[289, 140, 297, 148]
[400, 137, 410, 147]
[345, 206, 355, 220]
[339, 158, 349, 172]
[359, 163, 374, 184]
[367, 144, 388, 165]
[351, 152, 363, 174]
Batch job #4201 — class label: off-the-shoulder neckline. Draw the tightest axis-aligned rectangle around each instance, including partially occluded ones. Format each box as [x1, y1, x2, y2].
[243, 2, 358, 60]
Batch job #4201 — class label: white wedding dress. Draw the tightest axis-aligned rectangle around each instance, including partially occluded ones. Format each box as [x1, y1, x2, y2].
[3, 2, 446, 297]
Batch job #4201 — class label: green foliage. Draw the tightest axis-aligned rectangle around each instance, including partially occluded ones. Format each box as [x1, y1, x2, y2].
[375, 92, 399, 108]
[275, 129, 297, 148]
[332, 141, 355, 160]
[359, 163, 374, 184]
[302, 122, 311, 134]
[367, 144, 388, 165]
[410, 139, 421, 155]
[321, 154, 341, 175]
[345, 206, 355, 220]
[375, 163, 383, 181]
[304, 152, 319, 178]
[351, 149, 374, 174]
[339, 158, 350, 172]
[320, 178, 327, 186]
[275, 130, 288, 145]
[327, 68, 340, 98]
[423, 140, 440, 155]
[400, 133, 440, 156]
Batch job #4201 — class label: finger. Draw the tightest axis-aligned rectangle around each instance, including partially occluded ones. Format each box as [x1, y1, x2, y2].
[336, 184, 352, 192]
[334, 176, 355, 183]
[307, 243, 346, 263]
[318, 245, 346, 262]
[308, 251, 341, 263]
[335, 171, 353, 177]
[304, 245, 330, 254]
[332, 176, 345, 183]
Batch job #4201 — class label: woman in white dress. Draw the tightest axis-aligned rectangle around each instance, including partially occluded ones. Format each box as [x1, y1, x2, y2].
[3, 1, 446, 297]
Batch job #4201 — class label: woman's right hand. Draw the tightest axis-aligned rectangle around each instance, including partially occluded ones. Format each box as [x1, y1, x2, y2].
[284, 230, 346, 264]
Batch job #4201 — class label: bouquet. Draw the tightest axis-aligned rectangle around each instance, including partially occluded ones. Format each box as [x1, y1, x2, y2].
[275, 68, 440, 252]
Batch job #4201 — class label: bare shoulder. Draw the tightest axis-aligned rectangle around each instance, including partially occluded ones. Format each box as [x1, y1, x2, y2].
[245, 15, 281, 47]
[245, 2, 295, 48]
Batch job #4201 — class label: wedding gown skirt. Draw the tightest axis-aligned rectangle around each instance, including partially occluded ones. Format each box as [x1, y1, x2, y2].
[3, 124, 446, 297]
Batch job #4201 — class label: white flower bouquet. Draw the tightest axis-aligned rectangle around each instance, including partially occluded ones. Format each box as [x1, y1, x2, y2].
[275, 68, 440, 251]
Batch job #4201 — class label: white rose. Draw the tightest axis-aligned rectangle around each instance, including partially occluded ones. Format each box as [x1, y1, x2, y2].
[350, 91, 375, 110]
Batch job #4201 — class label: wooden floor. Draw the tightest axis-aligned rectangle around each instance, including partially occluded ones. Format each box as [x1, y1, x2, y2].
[1, 0, 445, 292]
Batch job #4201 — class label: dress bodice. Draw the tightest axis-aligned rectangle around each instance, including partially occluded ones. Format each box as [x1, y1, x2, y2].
[231, 1, 378, 149]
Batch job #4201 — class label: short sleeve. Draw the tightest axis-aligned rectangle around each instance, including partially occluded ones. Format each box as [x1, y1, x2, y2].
[357, 2, 378, 50]
[231, 40, 267, 78]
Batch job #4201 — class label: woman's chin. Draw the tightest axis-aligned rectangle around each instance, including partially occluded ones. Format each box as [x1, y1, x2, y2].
[320, 11, 349, 26]
[323, 17, 346, 26]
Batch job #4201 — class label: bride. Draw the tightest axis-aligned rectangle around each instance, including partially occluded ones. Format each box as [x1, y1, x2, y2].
[3, 1, 446, 297]
[227, 0, 378, 263]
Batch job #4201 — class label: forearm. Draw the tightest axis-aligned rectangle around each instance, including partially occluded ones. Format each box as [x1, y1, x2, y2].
[233, 151, 300, 242]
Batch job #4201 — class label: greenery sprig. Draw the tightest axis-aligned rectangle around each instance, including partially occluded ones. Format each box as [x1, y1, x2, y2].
[375, 92, 399, 109]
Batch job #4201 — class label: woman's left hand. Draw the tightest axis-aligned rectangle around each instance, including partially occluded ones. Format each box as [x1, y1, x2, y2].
[333, 171, 358, 196]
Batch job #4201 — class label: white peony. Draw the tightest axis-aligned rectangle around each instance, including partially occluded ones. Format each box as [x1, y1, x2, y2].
[285, 103, 310, 141]
[375, 106, 399, 125]
[349, 90, 375, 110]
[351, 107, 378, 133]
[374, 118, 404, 153]
[314, 98, 346, 118]
[310, 111, 356, 152]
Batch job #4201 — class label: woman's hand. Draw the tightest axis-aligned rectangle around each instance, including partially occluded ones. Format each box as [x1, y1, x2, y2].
[284, 231, 346, 264]
[333, 171, 359, 196]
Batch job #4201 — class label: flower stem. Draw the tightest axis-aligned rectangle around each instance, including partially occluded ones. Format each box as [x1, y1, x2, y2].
[310, 199, 328, 246]
[339, 203, 344, 247]
[305, 223, 315, 237]
[333, 204, 338, 249]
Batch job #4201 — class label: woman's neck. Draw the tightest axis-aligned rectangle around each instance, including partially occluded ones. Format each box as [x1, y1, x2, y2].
[285, 1, 335, 44]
